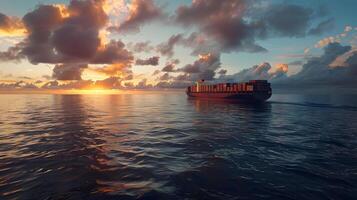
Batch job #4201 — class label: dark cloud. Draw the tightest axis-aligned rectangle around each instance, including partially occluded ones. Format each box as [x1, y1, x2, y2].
[175, 53, 221, 81]
[162, 64, 175, 72]
[157, 34, 183, 57]
[175, 0, 331, 53]
[92, 40, 133, 64]
[179, 32, 218, 55]
[159, 72, 170, 81]
[135, 56, 159, 66]
[0, 12, 24, 34]
[0, 0, 134, 81]
[218, 69, 227, 75]
[108, 0, 162, 33]
[52, 63, 88, 81]
[219, 62, 288, 82]
[162, 59, 179, 72]
[46, 0, 107, 62]
[288, 60, 304, 66]
[264, 4, 313, 37]
[308, 18, 335, 35]
[164, 43, 357, 89]
[0, 42, 25, 62]
[175, 0, 265, 53]
[281, 43, 356, 85]
[22, 5, 65, 64]
[127, 41, 154, 53]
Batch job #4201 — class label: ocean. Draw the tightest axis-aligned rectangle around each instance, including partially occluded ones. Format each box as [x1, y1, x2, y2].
[1, 91, 357, 200]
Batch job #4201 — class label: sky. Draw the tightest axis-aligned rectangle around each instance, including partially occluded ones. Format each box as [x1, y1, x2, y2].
[0, 0, 356, 90]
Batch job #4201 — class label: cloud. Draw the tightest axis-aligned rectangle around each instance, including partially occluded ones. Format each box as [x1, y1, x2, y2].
[218, 69, 227, 75]
[92, 40, 133, 64]
[277, 43, 357, 86]
[155, 80, 190, 89]
[94, 76, 122, 88]
[52, 63, 87, 80]
[0, 0, 134, 81]
[175, 0, 264, 53]
[345, 26, 353, 32]
[220, 43, 357, 87]
[108, 0, 162, 33]
[288, 60, 304, 66]
[136, 78, 153, 89]
[148, 54, 222, 87]
[41, 80, 93, 90]
[308, 18, 335, 35]
[152, 70, 160, 76]
[175, 53, 221, 81]
[264, 4, 313, 37]
[41, 80, 60, 89]
[175, 0, 331, 53]
[0, 81, 38, 89]
[0, 42, 25, 62]
[39, 76, 126, 90]
[162, 59, 179, 72]
[315, 36, 340, 48]
[314, 25, 356, 48]
[135, 56, 159, 66]
[161, 43, 357, 88]
[159, 73, 171, 81]
[0, 13, 25, 36]
[329, 48, 357, 68]
[221, 62, 288, 82]
[157, 34, 183, 57]
[127, 41, 154, 53]
[92, 63, 132, 77]
[42, 75, 52, 80]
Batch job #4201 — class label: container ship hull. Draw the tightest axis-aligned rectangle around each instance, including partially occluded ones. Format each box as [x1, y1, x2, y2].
[186, 80, 272, 102]
[187, 91, 271, 102]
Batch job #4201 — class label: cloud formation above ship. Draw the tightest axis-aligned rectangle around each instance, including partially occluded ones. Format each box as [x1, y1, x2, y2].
[219, 42, 357, 87]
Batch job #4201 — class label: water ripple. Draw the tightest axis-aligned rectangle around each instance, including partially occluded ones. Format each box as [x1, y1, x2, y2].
[0, 93, 357, 199]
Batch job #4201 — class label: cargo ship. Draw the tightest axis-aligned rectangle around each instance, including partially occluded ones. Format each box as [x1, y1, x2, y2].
[186, 80, 272, 102]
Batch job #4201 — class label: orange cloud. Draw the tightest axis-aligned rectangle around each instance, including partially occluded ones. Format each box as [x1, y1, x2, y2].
[0, 13, 26, 36]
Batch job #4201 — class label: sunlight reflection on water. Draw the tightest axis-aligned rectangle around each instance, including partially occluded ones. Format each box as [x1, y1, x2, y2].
[0, 92, 357, 199]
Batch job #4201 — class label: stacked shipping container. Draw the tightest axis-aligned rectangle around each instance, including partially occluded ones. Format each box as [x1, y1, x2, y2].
[187, 80, 270, 93]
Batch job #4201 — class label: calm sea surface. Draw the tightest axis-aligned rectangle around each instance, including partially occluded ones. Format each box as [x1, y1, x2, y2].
[1, 92, 357, 200]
